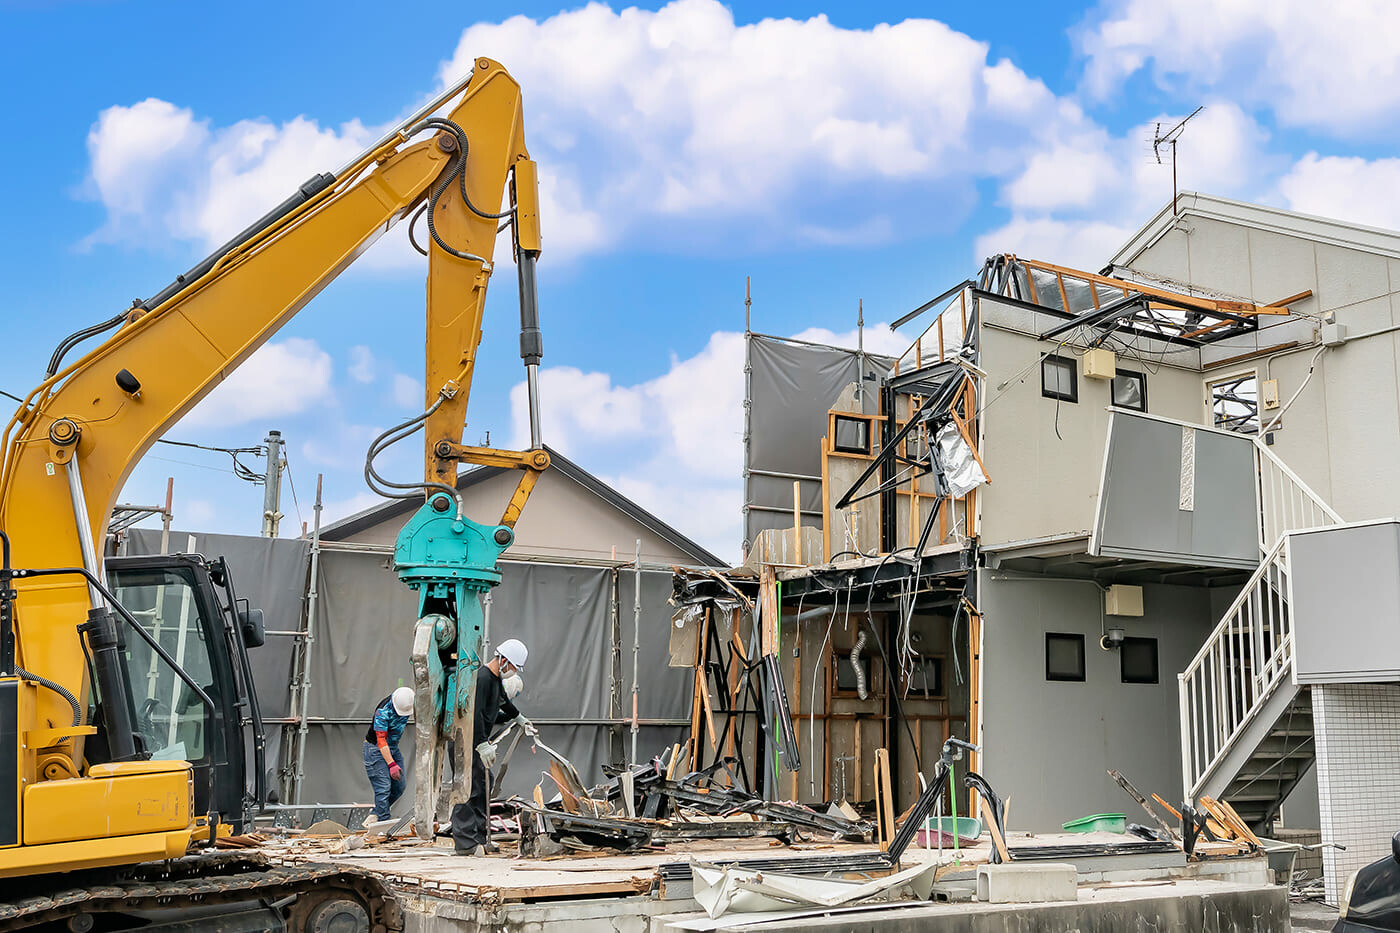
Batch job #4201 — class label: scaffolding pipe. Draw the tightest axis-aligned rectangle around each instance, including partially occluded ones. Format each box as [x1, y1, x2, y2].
[292, 473, 324, 806]
[630, 538, 641, 765]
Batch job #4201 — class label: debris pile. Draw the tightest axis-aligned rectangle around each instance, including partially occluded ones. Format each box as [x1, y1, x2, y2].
[517, 746, 874, 856]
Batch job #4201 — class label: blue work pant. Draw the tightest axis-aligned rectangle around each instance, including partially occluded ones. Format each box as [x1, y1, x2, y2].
[363, 741, 405, 820]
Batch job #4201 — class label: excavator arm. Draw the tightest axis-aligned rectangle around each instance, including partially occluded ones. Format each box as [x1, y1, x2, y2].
[0, 57, 547, 872]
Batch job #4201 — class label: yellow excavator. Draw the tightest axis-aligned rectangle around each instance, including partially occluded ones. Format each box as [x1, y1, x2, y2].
[0, 58, 549, 930]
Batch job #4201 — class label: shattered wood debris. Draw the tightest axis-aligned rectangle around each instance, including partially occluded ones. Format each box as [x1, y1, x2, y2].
[520, 750, 874, 855]
[1106, 768, 1261, 859]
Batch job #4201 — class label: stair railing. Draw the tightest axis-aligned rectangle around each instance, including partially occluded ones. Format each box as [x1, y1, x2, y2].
[1178, 535, 1293, 798]
[1255, 438, 1342, 550]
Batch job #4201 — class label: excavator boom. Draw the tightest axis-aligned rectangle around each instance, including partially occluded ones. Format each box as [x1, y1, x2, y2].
[0, 57, 548, 888]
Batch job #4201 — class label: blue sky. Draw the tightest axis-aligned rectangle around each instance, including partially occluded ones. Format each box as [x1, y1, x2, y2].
[4, 0, 1398, 561]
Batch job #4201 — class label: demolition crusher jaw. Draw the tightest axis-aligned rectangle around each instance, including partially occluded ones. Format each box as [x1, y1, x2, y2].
[393, 490, 514, 839]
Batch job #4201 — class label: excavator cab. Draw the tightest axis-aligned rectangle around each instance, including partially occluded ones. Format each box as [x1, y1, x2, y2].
[103, 554, 266, 834]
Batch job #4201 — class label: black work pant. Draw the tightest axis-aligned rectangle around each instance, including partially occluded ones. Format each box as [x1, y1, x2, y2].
[450, 753, 489, 851]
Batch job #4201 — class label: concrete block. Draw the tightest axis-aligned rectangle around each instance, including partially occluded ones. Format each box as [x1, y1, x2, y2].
[976, 862, 1078, 904]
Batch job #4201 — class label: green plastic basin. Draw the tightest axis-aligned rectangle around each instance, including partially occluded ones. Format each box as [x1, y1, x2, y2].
[1062, 812, 1126, 834]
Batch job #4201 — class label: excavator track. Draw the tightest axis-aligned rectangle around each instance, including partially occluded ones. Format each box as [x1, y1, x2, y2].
[0, 851, 402, 932]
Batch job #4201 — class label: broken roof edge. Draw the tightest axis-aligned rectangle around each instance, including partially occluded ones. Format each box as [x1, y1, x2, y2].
[1109, 190, 1400, 269]
[320, 444, 725, 569]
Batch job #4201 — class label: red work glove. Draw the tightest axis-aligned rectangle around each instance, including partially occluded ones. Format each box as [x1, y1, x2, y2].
[389, 763, 403, 781]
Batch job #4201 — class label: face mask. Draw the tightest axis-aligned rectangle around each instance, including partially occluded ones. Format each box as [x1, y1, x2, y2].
[502, 673, 523, 699]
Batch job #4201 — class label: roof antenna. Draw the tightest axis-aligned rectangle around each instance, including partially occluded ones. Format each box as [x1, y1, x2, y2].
[1152, 106, 1203, 218]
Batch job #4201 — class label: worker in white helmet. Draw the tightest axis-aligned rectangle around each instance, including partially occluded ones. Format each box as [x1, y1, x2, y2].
[363, 686, 414, 821]
[452, 638, 532, 855]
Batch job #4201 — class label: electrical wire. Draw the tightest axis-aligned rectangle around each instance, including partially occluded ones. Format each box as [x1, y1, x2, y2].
[283, 455, 306, 530]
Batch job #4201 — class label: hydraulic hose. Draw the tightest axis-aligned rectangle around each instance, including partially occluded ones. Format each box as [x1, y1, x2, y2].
[16, 667, 82, 727]
[362, 396, 463, 517]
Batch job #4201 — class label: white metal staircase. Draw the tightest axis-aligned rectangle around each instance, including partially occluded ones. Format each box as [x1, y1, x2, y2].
[1178, 440, 1341, 829]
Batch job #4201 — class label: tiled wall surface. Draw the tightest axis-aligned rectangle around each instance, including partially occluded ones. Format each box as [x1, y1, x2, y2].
[1314, 683, 1400, 905]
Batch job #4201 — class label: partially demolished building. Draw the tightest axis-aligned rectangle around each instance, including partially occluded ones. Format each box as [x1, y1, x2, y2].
[675, 191, 1400, 906]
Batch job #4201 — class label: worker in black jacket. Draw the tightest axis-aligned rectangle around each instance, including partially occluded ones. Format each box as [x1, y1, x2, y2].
[452, 638, 531, 855]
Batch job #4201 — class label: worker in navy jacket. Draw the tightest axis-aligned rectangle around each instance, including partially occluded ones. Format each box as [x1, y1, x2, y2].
[452, 639, 532, 855]
[363, 687, 414, 821]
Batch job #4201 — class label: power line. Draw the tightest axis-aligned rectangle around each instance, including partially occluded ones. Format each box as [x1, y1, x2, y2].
[4, 385, 266, 484]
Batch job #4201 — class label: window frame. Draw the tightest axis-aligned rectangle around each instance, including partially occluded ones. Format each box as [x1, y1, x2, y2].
[1041, 355, 1078, 403]
[1120, 636, 1160, 685]
[1111, 369, 1148, 412]
[831, 414, 873, 455]
[1045, 632, 1087, 682]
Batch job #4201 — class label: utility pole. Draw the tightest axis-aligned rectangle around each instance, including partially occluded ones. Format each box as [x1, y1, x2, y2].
[261, 430, 285, 537]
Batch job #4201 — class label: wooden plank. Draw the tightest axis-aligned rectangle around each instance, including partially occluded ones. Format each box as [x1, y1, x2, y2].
[1154, 794, 1227, 838]
[1203, 796, 1261, 848]
[551, 763, 580, 813]
[793, 480, 802, 565]
[981, 797, 1011, 864]
[875, 748, 894, 851]
[821, 436, 832, 562]
[1018, 256, 1271, 317]
[792, 630, 802, 802]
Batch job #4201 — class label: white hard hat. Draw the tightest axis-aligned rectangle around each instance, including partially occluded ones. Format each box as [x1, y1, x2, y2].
[496, 638, 528, 671]
[502, 673, 524, 700]
[392, 686, 415, 716]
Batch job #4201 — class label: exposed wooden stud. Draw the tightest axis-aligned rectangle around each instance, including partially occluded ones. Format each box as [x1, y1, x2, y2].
[1056, 272, 1071, 313]
[875, 748, 895, 851]
[793, 480, 802, 565]
[937, 315, 945, 362]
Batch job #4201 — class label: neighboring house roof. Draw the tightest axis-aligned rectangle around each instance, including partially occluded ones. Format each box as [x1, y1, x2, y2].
[320, 445, 724, 567]
[1109, 191, 1400, 268]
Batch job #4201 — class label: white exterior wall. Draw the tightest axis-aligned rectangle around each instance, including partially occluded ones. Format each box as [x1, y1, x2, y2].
[1127, 216, 1400, 525]
[977, 298, 1205, 549]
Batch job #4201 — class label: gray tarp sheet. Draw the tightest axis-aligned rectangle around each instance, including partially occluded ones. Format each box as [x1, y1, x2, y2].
[124, 530, 689, 809]
[745, 336, 889, 553]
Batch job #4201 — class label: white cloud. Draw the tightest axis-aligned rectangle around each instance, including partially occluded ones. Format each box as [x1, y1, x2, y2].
[392, 374, 425, 410]
[84, 100, 371, 249]
[440, 1, 1100, 256]
[348, 345, 376, 383]
[1278, 154, 1400, 233]
[183, 338, 334, 428]
[82, 2, 1106, 266]
[977, 102, 1271, 268]
[1077, 0, 1400, 136]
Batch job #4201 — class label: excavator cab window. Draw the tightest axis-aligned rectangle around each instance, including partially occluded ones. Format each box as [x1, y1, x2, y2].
[108, 565, 214, 761]
[106, 557, 247, 826]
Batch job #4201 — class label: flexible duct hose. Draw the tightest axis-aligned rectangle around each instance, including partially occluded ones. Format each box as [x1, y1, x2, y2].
[850, 629, 868, 700]
[16, 667, 82, 727]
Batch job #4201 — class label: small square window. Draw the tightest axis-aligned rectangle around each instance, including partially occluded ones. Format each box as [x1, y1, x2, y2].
[1120, 637, 1159, 684]
[1041, 356, 1078, 403]
[1045, 632, 1086, 682]
[833, 415, 872, 454]
[834, 651, 876, 696]
[1112, 370, 1147, 411]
